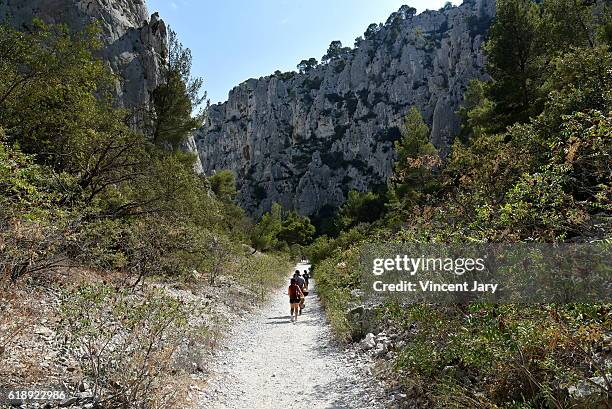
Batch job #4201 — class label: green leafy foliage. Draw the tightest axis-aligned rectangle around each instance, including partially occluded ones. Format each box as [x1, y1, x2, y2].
[389, 107, 440, 216]
[150, 29, 205, 149]
[335, 190, 386, 231]
[278, 211, 315, 246]
[0, 21, 257, 286]
[457, 80, 495, 141]
[485, 0, 544, 126]
[0, 16, 293, 409]
[322, 40, 351, 63]
[484, 0, 611, 130]
[297, 57, 318, 74]
[209, 169, 238, 202]
[251, 203, 283, 251]
[391, 303, 611, 408]
[0, 130, 81, 282]
[251, 203, 316, 251]
[151, 70, 201, 149]
[0, 21, 114, 168]
[307, 1, 612, 407]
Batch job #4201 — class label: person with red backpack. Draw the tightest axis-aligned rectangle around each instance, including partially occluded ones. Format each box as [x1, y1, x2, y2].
[288, 278, 304, 323]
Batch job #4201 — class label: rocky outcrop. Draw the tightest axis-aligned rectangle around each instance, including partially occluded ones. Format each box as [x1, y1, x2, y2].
[0, 0, 204, 169]
[0, 0, 164, 110]
[195, 0, 495, 217]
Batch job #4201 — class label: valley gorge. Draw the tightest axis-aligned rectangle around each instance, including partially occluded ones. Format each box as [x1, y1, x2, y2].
[1, 1, 610, 408]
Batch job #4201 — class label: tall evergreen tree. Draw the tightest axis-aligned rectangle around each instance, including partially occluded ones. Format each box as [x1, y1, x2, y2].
[485, 0, 543, 127]
[391, 107, 440, 211]
[151, 29, 206, 149]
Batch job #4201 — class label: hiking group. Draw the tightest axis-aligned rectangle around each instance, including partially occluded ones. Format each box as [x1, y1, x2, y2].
[288, 267, 310, 323]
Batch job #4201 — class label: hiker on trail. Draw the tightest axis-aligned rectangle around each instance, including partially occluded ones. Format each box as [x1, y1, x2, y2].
[293, 270, 306, 314]
[303, 270, 310, 290]
[288, 278, 304, 322]
[294, 270, 305, 289]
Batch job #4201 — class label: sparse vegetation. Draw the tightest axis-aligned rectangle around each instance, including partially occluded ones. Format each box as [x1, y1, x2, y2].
[59, 285, 191, 408]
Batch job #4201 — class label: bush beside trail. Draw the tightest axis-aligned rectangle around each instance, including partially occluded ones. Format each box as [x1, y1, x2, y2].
[307, 1, 612, 407]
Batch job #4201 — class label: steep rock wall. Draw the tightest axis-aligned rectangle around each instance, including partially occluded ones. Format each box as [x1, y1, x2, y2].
[1, 0, 164, 110]
[195, 0, 495, 217]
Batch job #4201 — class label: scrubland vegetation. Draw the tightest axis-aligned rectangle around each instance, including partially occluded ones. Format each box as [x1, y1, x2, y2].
[1, 0, 611, 407]
[307, 1, 611, 407]
[0, 20, 291, 408]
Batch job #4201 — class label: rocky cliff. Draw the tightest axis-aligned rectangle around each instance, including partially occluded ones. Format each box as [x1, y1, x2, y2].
[195, 0, 495, 218]
[0, 0, 204, 171]
[0, 0, 165, 110]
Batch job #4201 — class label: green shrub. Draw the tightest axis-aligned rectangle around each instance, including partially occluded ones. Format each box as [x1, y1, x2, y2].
[391, 303, 611, 407]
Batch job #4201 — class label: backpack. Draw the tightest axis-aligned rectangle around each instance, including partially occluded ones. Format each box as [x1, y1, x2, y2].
[289, 284, 300, 299]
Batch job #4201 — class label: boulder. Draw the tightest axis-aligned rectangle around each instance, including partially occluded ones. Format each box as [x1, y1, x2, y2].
[347, 305, 379, 340]
[373, 342, 388, 357]
[361, 333, 376, 350]
[567, 376, 610, 409]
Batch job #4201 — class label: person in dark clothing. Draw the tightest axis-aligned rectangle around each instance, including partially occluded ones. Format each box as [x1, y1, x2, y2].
[303, 270, 310, 290]
[293, 270, 305, 288]
[293, 271, 306, 314]
[288, 278, 303, 323]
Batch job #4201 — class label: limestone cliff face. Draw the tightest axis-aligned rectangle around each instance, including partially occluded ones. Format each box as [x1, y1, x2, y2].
[195, 0, 495, 217]
[0, 0, 203, 168]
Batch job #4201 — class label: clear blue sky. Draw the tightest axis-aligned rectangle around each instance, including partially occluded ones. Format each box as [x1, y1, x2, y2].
[147, 0, 462, 104]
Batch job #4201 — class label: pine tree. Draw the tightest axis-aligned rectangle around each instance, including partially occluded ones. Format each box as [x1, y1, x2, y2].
[485, 0, 543, 127]
[151, 29, 206, 149]
[391, 107, 439, 211]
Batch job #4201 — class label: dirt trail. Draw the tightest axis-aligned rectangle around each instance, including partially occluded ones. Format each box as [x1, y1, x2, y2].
[197, 262, 386, 409]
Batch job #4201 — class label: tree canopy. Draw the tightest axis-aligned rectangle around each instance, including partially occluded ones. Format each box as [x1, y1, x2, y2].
[322, 40, 351, 63]
[150, 28, 206, 149]
[297, 57, 318, 74]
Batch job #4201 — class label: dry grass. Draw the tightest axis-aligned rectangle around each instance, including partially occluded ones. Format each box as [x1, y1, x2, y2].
[0, 253, 289, 408]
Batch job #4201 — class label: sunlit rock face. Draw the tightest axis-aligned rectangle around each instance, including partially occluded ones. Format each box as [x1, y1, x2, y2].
[195, 0, 496, 217]
[0, 0, 203, 169]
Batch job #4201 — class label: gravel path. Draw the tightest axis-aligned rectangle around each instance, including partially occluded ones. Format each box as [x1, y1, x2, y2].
[197, 262, 386, 409]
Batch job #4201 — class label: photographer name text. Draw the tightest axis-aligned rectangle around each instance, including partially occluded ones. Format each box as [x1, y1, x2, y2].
[373, 280, 498, 293]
